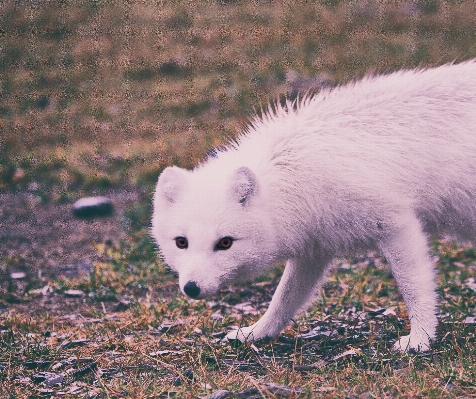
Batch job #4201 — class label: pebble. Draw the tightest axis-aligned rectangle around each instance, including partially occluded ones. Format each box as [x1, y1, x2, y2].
[193, 327, 202, 335]
[156, 320, 183, 333]
[72, 196, 113, 218]
[38, 389, 55, 395]
[64, 289, 85, 297]
[31, 371, 64, 386]
[204, 390, 234, 399]
[10, 272, 26, 280]
[61, 339, 90, 349]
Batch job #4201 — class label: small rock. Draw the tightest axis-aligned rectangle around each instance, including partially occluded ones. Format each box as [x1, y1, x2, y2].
[61, 339, 90, 349]
[31, 371, 64, 386]
[315, 386, 337, 393]
[204, 390, 234, 399]
[464, 277, 476, 291]
[149, 350, 172, 356]
[367, 308, 387, 317]
[383, 308, 397, 316]
[262, 383, 304, 396]
[67, 357, 94, 365]
[64, 289, 85, 297]
[10, 272, 26, 280]
[38, 389, 55, 396]
[332, 349, 358, 361]
[156, 319, 183, 333]
[42, 285, 53, 295]
[73, 196, 113, 218]
[29, 285, 53, 296]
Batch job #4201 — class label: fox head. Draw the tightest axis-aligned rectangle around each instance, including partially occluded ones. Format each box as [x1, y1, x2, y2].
[151, 164, 279, 299]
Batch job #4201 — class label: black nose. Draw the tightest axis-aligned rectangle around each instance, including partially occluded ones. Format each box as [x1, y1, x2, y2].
[183, 281, 200, 298]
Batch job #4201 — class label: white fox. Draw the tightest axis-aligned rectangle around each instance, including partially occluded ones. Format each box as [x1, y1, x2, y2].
[152, 61, 476, 351]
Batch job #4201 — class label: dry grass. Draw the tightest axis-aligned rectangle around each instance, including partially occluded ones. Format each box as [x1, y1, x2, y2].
[1, 0, 476, 397]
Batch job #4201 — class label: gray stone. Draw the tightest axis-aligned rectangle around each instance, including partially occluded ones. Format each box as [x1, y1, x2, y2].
[64, 289, 85, 297]
[10, 272, 26, 279]
[73, 196, 113, 218]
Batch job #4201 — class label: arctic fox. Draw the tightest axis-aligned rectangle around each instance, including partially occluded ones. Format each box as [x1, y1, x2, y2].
[152, 61, 476, 352]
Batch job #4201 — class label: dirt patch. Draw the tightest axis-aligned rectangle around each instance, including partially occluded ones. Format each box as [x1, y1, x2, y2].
[0, 189, 143, 281]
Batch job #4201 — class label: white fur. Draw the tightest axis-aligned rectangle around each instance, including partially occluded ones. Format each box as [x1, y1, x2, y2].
[152, 61, 476, 351]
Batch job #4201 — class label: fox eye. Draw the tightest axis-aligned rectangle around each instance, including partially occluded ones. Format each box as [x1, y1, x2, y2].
[175, 237, 188, 249]
[215, 237, 233, 251]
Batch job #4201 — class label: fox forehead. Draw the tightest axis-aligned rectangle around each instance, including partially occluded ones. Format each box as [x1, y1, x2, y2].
[158, 199, 242, 238]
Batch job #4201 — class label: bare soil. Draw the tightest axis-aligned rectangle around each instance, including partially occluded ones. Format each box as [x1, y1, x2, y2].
[0, 189, 141, 282]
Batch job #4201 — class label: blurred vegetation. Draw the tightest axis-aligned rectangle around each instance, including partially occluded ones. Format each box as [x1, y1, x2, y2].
[1, 0, 476, 193]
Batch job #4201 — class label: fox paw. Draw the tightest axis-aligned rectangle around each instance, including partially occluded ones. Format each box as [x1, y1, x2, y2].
[226, 326, 257, 343]
[393, 334, 431, 352]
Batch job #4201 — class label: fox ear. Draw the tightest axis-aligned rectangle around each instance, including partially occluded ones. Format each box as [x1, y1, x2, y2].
[230, 167, 257, 205]
[156, 166, 186, 204]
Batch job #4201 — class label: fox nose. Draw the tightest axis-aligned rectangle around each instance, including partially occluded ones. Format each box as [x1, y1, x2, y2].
[183, 281, 200, 298]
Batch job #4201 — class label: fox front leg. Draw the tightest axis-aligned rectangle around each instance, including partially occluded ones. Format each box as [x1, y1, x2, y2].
[226, 254, 329, 342]
[378, 212, 438, 352]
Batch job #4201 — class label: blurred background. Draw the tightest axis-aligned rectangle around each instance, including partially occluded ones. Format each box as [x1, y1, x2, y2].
[2, 0, 476, 194]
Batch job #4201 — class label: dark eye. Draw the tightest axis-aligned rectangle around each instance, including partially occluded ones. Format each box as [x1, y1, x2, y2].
[175, 237, 188, 249]
[215, 237, 233, 251]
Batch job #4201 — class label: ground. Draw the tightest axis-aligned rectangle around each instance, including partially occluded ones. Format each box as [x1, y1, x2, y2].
[0, 189, 140, 281]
